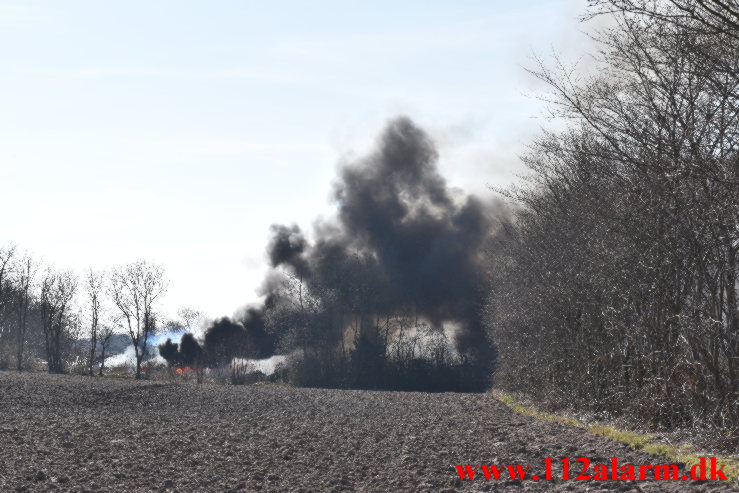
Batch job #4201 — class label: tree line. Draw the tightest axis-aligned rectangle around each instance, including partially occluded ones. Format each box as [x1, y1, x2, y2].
[486, 0, 738, 444]
[0, 245, 169, 380]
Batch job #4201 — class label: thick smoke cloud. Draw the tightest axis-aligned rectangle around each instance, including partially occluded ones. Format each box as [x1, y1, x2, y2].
[268, 225, 310, 279]
[159, 311, 275, 368]
[160, 116, 500, 388]
[158, 338, 181, 365]
[158, 333, 204, 367]
[179, 333, 205, 365]
[239, 305, 277, 359]
[268, 117, 497, 371]
[203, 318, 248, 366]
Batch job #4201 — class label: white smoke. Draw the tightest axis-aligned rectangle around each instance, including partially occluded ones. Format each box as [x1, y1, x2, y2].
[104, 331, 182, 368]
[231, 354, 288, 375]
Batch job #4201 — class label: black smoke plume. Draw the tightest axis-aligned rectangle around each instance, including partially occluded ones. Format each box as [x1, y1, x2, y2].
[203, 318, 248, 366]
[158, 338, 182, 366]
[239, 305, 277, 359]
[179, 333, 205, 365]
[266, 117, 499, 388]
[159, 312, 275, 368]
[158, 333, 204, 367]
[268, 225, 310, 279]
[161, 117, 501, 390]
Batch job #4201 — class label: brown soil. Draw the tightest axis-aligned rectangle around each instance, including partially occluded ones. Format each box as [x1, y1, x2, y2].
[0, 372, 733, 492]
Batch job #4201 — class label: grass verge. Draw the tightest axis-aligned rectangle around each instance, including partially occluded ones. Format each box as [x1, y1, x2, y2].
[493, 391, 739, 484]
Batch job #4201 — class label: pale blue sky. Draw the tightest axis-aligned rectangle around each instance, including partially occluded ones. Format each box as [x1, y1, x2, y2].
[0, 0, 590, 317]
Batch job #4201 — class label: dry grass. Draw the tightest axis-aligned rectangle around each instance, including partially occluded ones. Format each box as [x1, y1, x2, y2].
[494, 391, 739, 485]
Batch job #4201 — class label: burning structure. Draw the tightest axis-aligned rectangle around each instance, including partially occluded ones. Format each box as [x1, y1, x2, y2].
[161, 117, 503, 391]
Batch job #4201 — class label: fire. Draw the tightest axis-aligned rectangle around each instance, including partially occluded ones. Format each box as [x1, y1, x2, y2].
[176, 368, 183, 375]
[175, 366, 193, 375]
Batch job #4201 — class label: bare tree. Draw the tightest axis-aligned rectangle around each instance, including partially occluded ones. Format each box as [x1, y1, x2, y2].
[487, 2, 738, 441]
[13, 254, 37, 371]
[109, 260, 167, 379]
[0, 244, 16, 302]
[162, 306, 205, 334]
[590, 0, 739, 36]
[0, 244, 17, 364]
[83, 269, 105, 376]
[177, 307, 204, 333]
[97, 324, 115, 376]
[39, 267, 78, 373]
